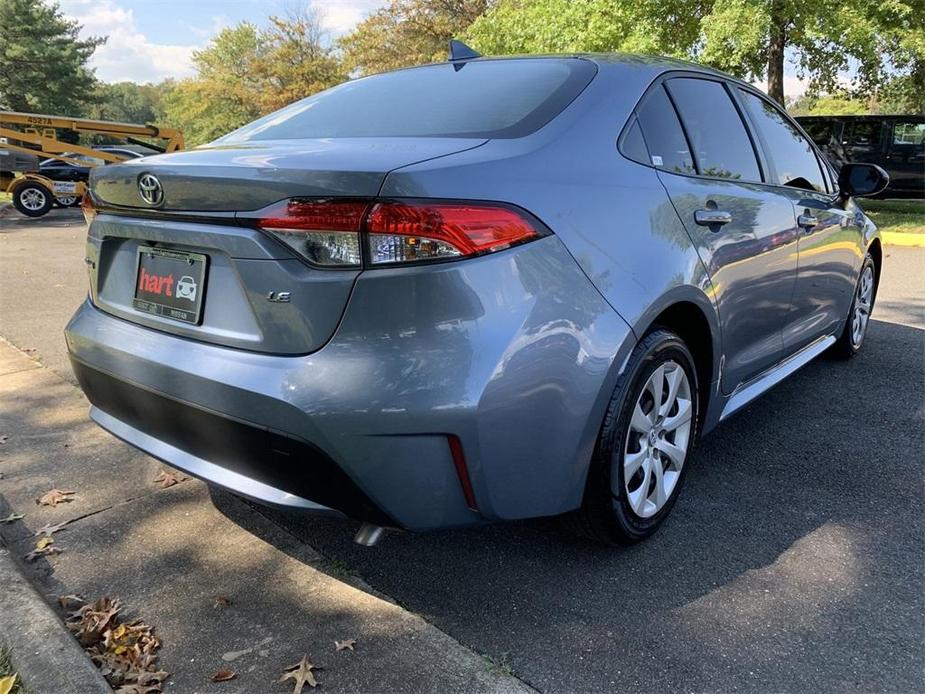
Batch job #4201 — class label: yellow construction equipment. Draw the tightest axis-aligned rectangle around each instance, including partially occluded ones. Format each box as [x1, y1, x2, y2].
[0, 111, 184, 218]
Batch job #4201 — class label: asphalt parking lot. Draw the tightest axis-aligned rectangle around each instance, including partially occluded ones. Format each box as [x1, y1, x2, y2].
[1, 208, 923, 693]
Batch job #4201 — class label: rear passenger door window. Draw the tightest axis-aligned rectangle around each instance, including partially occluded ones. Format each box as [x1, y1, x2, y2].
[737, 89, 826, 192]
[892, 121, 925, 147]
[843, 120, 883, 162]
[664, 77, 761, 182]
[634, 85, 695, 174]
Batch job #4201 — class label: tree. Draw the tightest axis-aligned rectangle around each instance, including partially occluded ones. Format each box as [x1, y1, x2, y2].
[256, 8, 346, 112]
[161, 13, 346, 145]
[698, 0, 924, 105]
[340, 0, 494, 76]
[465, 0, 924, 107]
[161, 23, 266, 144]
[788, 93, 869, 115]
[0, 0, 104, 114]
[467, 0, 707, 57]
[87, 82, 169, 124]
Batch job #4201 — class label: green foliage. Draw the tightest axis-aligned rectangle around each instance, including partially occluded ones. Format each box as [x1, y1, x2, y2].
[258, 12, 346, 111]
[161, 11, 345, 145]
[0, 0, 104, 114]
[467, 0, 707, 57]
[861, 198, 925, 234]
[340, 0, 492, 75]
[86, 82, 170, 124]
[788, 94, 870, 116]
[162, 23, 265, 144]
[466, 0, 924, 107]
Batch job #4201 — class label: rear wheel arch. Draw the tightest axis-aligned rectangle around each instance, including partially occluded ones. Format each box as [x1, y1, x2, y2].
[570, 297, 717, 511]
[646, 302, 714, 427]
[867, 237, 883, 288]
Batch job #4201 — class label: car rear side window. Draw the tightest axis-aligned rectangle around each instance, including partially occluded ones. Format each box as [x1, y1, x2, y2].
[634, 85, 695, 174]
[846, 121, 882, 146]
[620, 117, 650, 164]
[892, 121, 925, 147]
[216, 59, 596, 142]
[665, 78, 761, 182]
[738, 89, 826, 192]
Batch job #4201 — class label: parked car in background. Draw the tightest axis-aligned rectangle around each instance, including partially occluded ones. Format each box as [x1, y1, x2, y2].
[68, 51, 888, 546]
[796, 114, 924, 198]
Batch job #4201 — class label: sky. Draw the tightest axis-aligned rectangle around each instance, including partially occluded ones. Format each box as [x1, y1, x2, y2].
[58, 0, 809, 95]
[58, 0, 387, 83]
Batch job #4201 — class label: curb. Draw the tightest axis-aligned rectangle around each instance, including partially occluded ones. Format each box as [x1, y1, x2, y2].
[0, 545, 111, 693]
[882, 231, 925, 247]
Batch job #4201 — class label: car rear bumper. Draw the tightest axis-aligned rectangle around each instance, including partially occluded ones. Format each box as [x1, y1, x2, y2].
[66, 237, 633, 531]
[71, 356, 383, 522]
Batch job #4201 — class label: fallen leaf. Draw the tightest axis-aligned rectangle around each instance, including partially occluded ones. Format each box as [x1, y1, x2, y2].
[0, 674, 17, 694]
[0, 512, 23, 524]
[153, 470, 184, 489]
[24, 545, 63, 562]
[279, 656, 319, 693]
[35, 536, 54, 550]
[36, 488, 76, 506]
[66, 596, 168, 691]
[211, 668, 236, 682]
[213, 595, 232, 609]
[334, 639, 356, 652]
[35, 519, 71, 537]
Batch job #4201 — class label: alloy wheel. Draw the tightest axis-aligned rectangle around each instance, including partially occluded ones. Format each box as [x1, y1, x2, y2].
[20, 188, 47, 211]
[623, 360, 693, 518]
[851, 265, 874, 348]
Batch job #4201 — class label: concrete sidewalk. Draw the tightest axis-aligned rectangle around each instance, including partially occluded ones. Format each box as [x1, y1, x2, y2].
[0, 339, 534, 693]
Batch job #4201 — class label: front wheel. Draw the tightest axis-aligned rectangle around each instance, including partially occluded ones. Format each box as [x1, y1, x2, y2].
[12, 182, 54, 217]
[571, 329, 699, 545]
[830, 254, 877, 358]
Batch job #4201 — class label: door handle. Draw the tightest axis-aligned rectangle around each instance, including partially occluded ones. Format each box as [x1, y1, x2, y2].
[797, 213, 819, 230]
[694, 209, 732, 228]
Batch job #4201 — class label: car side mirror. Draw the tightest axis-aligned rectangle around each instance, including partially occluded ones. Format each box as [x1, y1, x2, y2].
[838, 163, 889, 199]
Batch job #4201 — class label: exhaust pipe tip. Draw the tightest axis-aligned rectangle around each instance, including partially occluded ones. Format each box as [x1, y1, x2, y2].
[354, 523, 385, 547]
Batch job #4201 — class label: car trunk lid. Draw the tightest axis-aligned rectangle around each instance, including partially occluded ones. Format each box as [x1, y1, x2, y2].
[86, 138, 486, 354]
[91, 138, 486, 211]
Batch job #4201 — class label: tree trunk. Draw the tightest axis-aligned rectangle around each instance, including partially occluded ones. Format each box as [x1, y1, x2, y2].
[767, 4, 786, 105]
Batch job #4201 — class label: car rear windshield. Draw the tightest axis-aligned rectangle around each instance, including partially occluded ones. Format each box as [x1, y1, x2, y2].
[216, 58, 597, 142]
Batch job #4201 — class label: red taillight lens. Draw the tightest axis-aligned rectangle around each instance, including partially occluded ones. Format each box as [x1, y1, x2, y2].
[254, 198, 546, 268]
[258, 199, 368, 267]
[366, 201, 541, 265]
[258, 199, 369, 232]
[81, 192, 97, 226]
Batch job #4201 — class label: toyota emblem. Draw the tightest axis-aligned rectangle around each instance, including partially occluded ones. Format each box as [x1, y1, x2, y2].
[138, 173, 164, 206]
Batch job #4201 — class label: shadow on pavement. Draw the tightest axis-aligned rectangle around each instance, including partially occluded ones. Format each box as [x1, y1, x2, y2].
[212, 318, 925, 693]
[0, 208, 84, 230]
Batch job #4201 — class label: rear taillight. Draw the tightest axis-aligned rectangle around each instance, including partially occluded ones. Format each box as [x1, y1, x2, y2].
[365, 201, 541, 265]
[252, 198, 547, 268]
[81, 192, 97, 226]
[258, 199, 369, 267]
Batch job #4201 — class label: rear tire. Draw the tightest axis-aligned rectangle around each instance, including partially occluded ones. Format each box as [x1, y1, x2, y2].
[570, 329, 699, 545]
[55, 195, 80, 207]
[12, 182, 54, 217]
[830, 254, 877, 359]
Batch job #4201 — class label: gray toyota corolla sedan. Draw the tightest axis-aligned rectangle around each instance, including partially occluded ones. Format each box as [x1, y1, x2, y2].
[67, 49, 887, 545]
